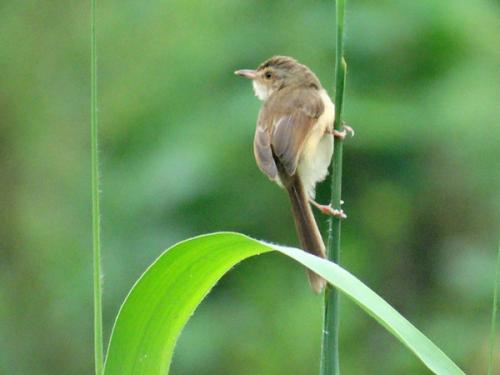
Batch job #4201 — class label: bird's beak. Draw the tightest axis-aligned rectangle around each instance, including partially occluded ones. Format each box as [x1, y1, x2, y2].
[234, 69, 256, 80]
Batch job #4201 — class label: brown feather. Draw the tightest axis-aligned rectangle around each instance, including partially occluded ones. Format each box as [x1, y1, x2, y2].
[253, 86, 324, 179]
[277, 163, 326, 293]
[242, 55, 333, 293]
[253, 125, 278, 180]
[253, 84, 327, 292]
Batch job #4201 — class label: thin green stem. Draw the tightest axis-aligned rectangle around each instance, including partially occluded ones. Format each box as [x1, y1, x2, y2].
[91, 0, 104, 374]
[487, 245, 500, 375]
[321, 1, 347, 375]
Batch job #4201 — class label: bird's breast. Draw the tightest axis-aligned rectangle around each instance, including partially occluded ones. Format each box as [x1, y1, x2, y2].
[297, 89, 335, 198]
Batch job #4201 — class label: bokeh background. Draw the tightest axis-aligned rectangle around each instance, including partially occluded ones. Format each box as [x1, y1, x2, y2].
[1, 0, 499, 374]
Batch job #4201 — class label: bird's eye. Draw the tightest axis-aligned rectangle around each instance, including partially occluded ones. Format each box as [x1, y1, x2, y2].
[264, 71, 272, 79]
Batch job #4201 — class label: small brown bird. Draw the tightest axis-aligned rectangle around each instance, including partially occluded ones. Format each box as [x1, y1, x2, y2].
[235, 56, 349, 293]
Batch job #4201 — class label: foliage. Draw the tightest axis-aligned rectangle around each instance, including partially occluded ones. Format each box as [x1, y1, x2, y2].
[0, 1, 498, 374]
[104, 233, 464, 375]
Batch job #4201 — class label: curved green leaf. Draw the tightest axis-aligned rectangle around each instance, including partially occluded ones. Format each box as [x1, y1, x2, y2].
[104, 232, 465, 375]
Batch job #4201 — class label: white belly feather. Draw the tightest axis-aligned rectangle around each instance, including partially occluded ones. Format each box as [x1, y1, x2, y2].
[297, 89, 335, 198]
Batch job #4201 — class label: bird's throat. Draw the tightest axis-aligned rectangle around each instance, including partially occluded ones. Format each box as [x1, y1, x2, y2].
[252, 80, 272, 101]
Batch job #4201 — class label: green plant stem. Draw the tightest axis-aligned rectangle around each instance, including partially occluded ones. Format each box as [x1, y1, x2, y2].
[488, 245, 500, 375]
[321, 1, 346, 375]
[91, 0, 104, 374]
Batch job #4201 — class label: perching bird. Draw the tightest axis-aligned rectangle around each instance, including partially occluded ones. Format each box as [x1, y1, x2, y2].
[235, 56, 351, 292]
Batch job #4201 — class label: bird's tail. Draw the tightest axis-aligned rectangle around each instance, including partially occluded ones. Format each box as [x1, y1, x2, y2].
[284, 174, 326, 293]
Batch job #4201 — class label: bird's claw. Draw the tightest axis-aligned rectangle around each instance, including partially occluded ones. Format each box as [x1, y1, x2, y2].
[317, 204, 347, 219]
[328, 123, 355, 140]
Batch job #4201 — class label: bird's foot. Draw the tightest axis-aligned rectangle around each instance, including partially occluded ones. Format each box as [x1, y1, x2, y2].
[326, 122, 355, 140]
[309, 200, 347, 219]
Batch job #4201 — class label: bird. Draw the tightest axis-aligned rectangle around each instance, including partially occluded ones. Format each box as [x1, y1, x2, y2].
[235, 56, 352, 293]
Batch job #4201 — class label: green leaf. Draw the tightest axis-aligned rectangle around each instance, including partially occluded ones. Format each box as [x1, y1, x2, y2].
[104, 232, 465, 375]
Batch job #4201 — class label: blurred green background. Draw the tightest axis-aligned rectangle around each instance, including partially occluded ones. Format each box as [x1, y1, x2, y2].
[1, 0, 499, 374]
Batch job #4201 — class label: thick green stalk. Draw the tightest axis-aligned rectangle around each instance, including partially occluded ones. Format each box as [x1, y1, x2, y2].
[321, 1, 346, 374]
[487, 245, 500, 375]
[91, 0, 104, 374]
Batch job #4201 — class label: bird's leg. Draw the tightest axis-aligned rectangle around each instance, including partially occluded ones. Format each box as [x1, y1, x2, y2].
[309, 199, 347, 219]
[325, 122, 355, 140]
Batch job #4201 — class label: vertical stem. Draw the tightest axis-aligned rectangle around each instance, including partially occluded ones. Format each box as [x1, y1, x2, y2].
[321, 1, 346, 375]
[91, 0, 104, 374]
[487, 245, 500, 375]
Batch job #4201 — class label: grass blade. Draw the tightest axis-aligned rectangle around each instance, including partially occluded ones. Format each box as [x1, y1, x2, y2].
[90, 0, 103, 373]
[323, 0, 348, 372]
[488, 245, 500, 375]
[103, 232, 465, 375]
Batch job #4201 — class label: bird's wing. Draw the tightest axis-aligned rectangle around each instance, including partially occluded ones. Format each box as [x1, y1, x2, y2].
[253, 121, 278, 180]
[254, 87, 324, 179]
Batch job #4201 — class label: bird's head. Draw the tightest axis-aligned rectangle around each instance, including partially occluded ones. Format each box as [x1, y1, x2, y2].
[235, 56, 321, 101]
